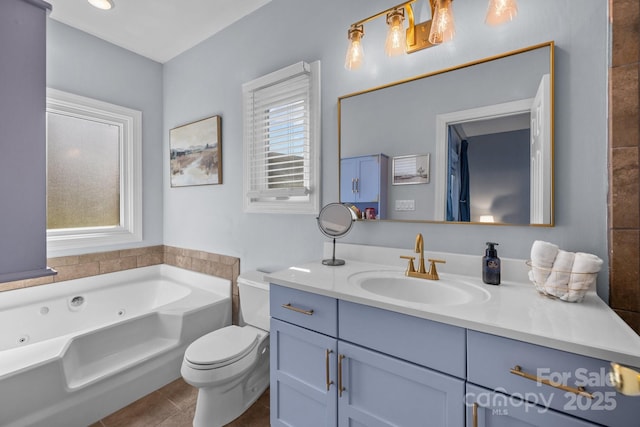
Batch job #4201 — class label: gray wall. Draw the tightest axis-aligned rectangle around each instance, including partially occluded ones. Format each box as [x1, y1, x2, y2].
[467, 129, 530, 225]
[163, 0, 610, 298]
[46, 20, 164, 256]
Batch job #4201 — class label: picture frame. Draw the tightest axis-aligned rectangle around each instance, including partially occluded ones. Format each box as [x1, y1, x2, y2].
[170, 115, 222, 187]
[392, 153, 430, 185]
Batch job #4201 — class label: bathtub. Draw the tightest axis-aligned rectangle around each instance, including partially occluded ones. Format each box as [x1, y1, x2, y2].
[0, 264, 231, 427]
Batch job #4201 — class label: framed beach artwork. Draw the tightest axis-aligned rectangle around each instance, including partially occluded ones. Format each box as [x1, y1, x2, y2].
[392, 153, 430, 185]
[170, 115, 222, 187]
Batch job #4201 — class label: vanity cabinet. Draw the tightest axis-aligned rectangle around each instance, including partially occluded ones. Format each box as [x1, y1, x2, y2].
[340, 154, 388, 219]
[270, 282, 639, 426]
[467, 330, 638, 427]
[465, 384, 599, 427]
[270, 318, 337, 427]
[270, 284, 464, 427]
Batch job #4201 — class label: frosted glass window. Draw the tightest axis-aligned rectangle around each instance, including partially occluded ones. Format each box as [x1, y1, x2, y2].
[45, 88, 142, 255]
[47, 112, 120, 229]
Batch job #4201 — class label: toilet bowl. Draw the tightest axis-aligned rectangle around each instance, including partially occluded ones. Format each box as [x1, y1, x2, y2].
[181, 270, 270, 427]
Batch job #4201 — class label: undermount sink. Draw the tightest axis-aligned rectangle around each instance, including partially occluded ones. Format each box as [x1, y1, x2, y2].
[348, 270, 491, 306]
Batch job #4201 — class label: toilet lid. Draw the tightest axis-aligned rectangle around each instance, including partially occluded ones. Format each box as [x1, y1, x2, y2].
[185, 325, 259, 367]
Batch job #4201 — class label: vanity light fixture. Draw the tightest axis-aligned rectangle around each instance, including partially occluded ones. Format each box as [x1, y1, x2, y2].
[88, 0, 114, 10]
[429, 0, 455, 45]
[485, 0, 518, 26]
[345, 0, 519, 70]
[345, 25, 365, 70]
[385, 8, 407, 57]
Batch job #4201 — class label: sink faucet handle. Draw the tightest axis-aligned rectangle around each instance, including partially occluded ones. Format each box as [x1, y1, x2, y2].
[426, 259, 446, 280]
[400, 255, 416, 275]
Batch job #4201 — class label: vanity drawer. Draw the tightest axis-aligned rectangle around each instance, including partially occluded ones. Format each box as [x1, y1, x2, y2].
[270, 284, 337, 337]
[339, 300, 466, 378]
[467, 330, 638, 427]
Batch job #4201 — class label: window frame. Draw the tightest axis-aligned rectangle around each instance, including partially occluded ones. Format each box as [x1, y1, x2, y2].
[242, 61, 321, 214]
[45, 88, 142, 255]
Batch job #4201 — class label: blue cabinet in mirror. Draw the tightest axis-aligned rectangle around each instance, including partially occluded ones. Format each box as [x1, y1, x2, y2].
[338, 42, 554, 226]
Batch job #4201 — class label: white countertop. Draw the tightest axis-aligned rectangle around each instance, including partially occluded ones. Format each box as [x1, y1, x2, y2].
[265, 244, 640, 368]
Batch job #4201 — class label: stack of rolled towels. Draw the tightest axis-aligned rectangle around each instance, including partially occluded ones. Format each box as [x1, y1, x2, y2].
[529, 240, 603, 302]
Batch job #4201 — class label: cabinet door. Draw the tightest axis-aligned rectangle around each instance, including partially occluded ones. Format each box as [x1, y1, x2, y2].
[340, 157, 358, 203]
[356, 155, 381, 202]
[466, 384, 600, 427]
[337, 341, 464, 427]
[270, 318, 337, 427]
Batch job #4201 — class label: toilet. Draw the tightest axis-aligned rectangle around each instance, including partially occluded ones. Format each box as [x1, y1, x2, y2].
[181, 270, 270, 427]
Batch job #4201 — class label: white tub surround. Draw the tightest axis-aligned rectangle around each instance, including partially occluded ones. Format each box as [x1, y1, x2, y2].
[0, 264, 231, 427]
[266, 243, 640, 369]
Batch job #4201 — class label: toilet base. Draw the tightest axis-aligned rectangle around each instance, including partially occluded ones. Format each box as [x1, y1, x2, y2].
[191, 340, 270, 427]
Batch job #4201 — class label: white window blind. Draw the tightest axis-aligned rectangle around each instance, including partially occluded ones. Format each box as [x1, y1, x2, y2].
[243, 61, 320, 214]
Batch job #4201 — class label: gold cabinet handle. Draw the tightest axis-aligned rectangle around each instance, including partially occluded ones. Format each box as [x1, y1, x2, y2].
[472, 402, 478, 427]
[338, 354, 346, 397]
[325, 349, 334, 391]
[510, 365, 594, 399]
[281, 303, 314, 316]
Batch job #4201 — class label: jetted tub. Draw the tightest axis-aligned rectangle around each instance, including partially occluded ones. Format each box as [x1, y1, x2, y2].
[0, 264, 231, 427]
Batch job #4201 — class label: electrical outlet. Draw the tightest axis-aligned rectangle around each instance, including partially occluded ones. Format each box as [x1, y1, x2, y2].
[395, 200, 415, 211]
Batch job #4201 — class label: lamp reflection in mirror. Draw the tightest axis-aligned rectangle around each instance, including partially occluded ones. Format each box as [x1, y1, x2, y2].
[479, 215, 495, 223]
[485, 0, 518, 26]
[428, 0, 455, 44]
[385, 9, 407, 56]
[345, 25, 365, 70]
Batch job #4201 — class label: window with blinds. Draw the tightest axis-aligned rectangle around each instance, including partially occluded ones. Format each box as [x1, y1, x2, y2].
[243, 61, 321, 214]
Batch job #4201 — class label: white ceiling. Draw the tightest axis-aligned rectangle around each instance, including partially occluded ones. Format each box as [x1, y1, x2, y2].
[48, 0, 272, 63]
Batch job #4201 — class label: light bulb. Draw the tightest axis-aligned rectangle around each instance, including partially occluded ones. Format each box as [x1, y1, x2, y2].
[345, 26, 364, 70]
[385, 10, 406, 57]
[428, 0, 455, 45]
[485, 0, 518, 26]
[88, 0, 114, 10]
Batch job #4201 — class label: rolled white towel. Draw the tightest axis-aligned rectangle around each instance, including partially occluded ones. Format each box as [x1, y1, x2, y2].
[530, 240, 559, 291]
[564, 252, 603, 302]
[544, 250, 575, 298]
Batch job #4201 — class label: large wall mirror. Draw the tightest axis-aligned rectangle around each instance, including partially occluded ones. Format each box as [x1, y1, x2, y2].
[338, 42, 554, 226]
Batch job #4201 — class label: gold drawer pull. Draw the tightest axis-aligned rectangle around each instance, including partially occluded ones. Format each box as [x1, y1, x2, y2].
[472, 402, 478, 427]
[338, 354, 346, 397]
[282, 303, 314, 316]
[325, 349, 334, 391]
[510, 365, 594, 399]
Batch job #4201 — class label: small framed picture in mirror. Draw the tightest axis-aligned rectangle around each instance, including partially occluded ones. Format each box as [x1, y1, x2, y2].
[392, 153, 430, 185]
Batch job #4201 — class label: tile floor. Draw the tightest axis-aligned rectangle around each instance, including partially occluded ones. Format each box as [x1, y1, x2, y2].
[89, 379, 270, 427]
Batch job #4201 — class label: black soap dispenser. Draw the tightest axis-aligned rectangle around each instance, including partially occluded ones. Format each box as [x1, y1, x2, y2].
[482, 242, 501, 285]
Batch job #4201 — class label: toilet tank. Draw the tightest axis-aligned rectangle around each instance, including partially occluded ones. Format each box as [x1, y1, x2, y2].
[238, 270, 270, 331]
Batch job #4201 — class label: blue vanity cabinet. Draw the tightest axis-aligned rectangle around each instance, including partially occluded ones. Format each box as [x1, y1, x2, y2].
[270, 284, 465, 427]
[270, 285, 339, 427]
[338, 300, 465, 426]
[270, 318, 338, 427]
[467, 330, 639, 427]
[465, 384, 600, 427]
[338, 340, 465, 426]
[340, 154, 388, 219]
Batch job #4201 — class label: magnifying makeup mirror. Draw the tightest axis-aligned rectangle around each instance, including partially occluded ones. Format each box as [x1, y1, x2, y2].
[317, 203, 357, 266]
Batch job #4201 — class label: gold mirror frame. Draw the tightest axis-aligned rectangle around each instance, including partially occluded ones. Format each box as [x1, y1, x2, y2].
[338, 41, 555, 226]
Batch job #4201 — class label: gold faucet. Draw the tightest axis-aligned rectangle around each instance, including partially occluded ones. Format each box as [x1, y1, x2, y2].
[400, 233, 446, 280]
